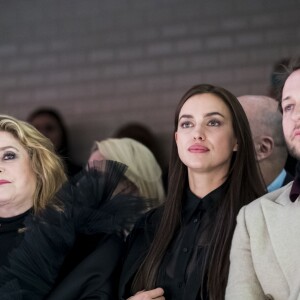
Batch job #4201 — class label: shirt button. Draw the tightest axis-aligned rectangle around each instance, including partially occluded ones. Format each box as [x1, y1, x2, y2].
[183, 247, 188, 253]
[193, 218, 198, 223]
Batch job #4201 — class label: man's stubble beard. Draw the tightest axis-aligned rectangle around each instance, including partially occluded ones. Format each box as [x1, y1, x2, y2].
[286, 140, 300, 161]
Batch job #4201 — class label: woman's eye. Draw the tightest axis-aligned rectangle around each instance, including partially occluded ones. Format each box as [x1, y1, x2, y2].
[3, 152, 16, 160]
[208, 119, 220, 126]
[181, 121, 193, 128]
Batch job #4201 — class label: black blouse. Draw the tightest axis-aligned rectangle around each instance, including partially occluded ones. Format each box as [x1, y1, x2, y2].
[0, 210, 31, 267]
[119, 182, 227, 300]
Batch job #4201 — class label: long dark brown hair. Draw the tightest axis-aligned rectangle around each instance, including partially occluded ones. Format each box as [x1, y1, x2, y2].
[131, 84, 266, 299]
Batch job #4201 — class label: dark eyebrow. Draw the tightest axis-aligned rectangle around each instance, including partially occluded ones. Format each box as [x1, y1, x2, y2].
[179, 112, 225, 120]
[0, 146, 19, 152]
[205, 112, 225, 118]
[179, 114, 193, 120]
[282, 96, 290, 102]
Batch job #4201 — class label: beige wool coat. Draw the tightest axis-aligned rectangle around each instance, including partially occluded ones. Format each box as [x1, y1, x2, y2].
[226, 182, 300, 300]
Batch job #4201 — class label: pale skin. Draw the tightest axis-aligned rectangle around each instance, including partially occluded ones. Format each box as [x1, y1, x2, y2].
[175, 93, 238, 198]
[0, 131, 36, 218]
[282, 69, 300, 160]
[88, 150, 105, 165]
[128, 93, 237, 299]
[127, 288, 165, 300]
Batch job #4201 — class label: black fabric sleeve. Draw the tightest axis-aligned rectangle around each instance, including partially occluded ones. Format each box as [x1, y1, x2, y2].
[46, 235, 124, 300]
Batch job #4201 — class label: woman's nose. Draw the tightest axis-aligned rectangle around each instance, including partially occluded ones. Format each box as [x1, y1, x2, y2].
[193, 136, 205, 141]
[193, 130, 205, 141]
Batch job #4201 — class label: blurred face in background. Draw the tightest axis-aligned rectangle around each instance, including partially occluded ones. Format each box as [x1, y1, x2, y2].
[88, 149, 106, 166]
[30, 114, 63, 151]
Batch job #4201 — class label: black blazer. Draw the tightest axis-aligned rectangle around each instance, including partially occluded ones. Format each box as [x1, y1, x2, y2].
[46, 234, 124, 300]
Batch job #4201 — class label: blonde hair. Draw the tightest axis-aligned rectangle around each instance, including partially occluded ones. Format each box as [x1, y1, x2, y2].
[94, 138, 165, 203]
[0, 115, 67, 213]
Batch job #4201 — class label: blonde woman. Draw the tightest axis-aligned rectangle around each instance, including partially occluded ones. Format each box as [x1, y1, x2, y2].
[89, 137, 165, 204]
[0, 114, 66, 268]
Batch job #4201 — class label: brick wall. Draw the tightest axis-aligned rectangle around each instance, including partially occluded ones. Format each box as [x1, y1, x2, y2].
[1, 0, 300, 165]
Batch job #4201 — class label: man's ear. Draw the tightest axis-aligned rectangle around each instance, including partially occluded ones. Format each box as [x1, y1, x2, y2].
[256, 136, 274, 160]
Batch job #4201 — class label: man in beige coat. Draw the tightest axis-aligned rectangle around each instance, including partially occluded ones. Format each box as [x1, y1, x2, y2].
[226, 59, 300, 300]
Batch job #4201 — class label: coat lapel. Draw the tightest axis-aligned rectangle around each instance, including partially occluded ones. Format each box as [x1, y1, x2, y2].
[261, 184, 300, 288]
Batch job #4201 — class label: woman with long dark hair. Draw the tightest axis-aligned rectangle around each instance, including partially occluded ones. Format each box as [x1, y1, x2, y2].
[119, 84, 266, 300]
